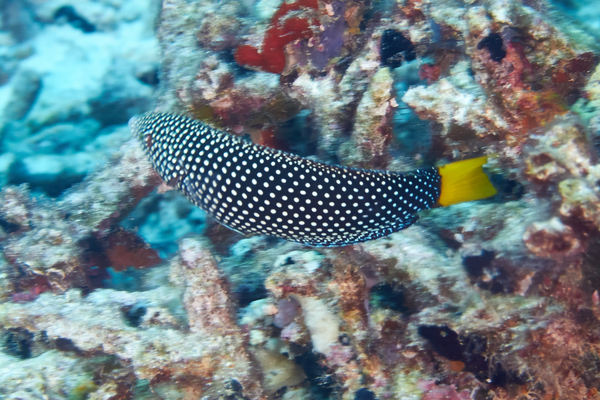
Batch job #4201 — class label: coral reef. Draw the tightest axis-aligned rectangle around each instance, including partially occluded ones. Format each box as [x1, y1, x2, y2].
[0, 141, 159, 293]
[0, 238, 267, 399]
[2, 0, 600, 399]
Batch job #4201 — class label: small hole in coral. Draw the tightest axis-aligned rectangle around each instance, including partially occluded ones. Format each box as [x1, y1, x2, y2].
[463, 250, 495, 278]
[295, 350, 335, 397]
[338, 333, 351, 346]
[354, 388, 376, 400]
[2, 328, 33, 359]
[477, 33, 506, 62]
[370, 283, 414, 315]
[489, 174, 525, 201]
[55, 337, 78, 352]
[225, 378, 243, 393]
[235, 283, 268, 308]
[380, 29, 416, 69]
[121, 304, 147, 327]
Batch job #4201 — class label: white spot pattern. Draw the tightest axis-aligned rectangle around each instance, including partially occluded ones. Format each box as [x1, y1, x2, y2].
[133, 113, 442, 247]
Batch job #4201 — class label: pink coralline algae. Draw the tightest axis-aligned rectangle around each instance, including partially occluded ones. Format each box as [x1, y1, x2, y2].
[418, 380, 471, 400]
[10, 285, 48, 303]
[273, 297, 300, 328]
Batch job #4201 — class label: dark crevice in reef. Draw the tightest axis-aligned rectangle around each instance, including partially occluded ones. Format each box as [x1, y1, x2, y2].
[354, 387, 377, 400]
[489, 174, 525, 202]
[294, 348, 336, 398]
[462, 251, 515, 294]
[477, 33, 506, 62]
[53, 6, 96, 33]
[54, 337, 78, 352]
[121, 303, 148, 328]
[369, 283, 416, 316]
[380, 29, 416, 69]
[2, 327, 34, 359]
[0, 216, 21, 233]
[418, 325, 466, 361]
[418, 325, 526, 386]
[582, 235, 600, 294]
[234, 283, 268, 308]
[463, 250, 495, 278]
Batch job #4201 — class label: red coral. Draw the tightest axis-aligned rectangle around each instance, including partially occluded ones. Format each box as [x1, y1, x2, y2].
[551, 52, 597, 99]
[400, 0, 426, 23]
[83, 229, 162, 272]
[105, 230, 162, 271]
[235, 0, 319, 74]
[476, 36, 571, 139]
[11, 284, 49, 302]
[419, 63, 441, 84]
[254, 127, 290, 151]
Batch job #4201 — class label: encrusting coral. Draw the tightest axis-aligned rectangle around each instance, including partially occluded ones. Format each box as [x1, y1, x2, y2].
[0, 141, 160, 295]
[1, 238, 268, 399]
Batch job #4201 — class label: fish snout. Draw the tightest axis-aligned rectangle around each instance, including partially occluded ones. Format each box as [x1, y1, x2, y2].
[128, 115, 143, 139]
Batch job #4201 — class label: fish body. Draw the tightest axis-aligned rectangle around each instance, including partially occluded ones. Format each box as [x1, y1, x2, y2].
[131, 112, 495, 247]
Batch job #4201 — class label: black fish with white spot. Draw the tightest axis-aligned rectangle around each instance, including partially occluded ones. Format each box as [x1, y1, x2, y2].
[131, 113, 497, 247]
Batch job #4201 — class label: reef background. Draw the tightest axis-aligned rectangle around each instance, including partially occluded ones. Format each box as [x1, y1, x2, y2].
[1, 0, 600, 399]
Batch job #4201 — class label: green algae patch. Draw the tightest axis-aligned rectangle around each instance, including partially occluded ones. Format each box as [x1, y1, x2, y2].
[68, 376, 98, 400]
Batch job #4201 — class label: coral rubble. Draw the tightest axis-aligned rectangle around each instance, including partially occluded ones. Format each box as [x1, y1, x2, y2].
[2, 0, 600, 399]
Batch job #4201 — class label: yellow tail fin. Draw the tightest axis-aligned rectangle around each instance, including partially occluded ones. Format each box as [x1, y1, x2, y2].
[437, 156, 497, 207]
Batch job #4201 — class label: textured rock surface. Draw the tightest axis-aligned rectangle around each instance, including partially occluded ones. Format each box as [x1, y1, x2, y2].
[0, 238, 268, 399]
[1, 0, 600, 399]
